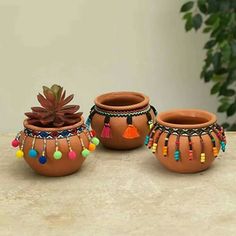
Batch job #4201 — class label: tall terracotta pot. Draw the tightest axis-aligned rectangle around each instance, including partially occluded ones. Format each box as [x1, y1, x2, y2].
[146, 109, 226, 173]
[87, 91, 157, 150]
[12, 117, 99, 176]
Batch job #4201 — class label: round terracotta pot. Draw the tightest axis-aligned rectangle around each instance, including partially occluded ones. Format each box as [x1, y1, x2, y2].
[89, 91, 157, 150]
[14, 117, 95, 177]
[146, 109, 226, 173]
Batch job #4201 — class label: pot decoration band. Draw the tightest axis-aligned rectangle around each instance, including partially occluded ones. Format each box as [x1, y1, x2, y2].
[145, 122, 226, 163]
[86, 105, 158, 139]
[11, 125, 100, 165]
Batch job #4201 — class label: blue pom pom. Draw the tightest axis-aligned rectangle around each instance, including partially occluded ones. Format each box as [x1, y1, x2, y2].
[39, 156, 47, 164]
[28, 149, 37, 158]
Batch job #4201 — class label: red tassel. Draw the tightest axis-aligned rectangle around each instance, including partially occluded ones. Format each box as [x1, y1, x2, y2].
[123, 125, 140, 139]
[101, 123, 111, 138]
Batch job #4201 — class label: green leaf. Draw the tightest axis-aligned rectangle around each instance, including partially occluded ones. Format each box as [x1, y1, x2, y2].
[230, 41, 236, 57]
[222, 89, 235, 97]
[211, 82, 221, 94]
[212, 52, 221, 71]
[227, 102, 236, 117]
[203, 27, 212, 33]
[204, 70, 213, 82]
[212, 74, 223, 82]
[192, 14, 203, 30]
[204, 40, 216, 49]
[229, 58, 236, 69]
[219, 1, 230, 12]
[217, 103, 230, 112]
[185, 17, 193, 31]
[197, 0, 207, 14]
[180, 1, 194, 12]
[205, 14, 218, 25]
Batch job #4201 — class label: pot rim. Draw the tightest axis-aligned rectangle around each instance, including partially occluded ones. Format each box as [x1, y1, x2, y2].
[23, 116, 85, 132]
[94, 91, 149, 111]
[157, 109, 217, 129]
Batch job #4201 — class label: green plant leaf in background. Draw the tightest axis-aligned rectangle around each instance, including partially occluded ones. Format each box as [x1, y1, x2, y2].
[180, 0, 236, 130]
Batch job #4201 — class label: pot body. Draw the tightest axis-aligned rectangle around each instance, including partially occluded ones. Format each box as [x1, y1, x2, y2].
[90, 91, 157, 150]
[146, 109, 226, 173]
[16, 118, 91, 177]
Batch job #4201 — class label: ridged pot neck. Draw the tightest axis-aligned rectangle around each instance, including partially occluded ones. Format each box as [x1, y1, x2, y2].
[23, 117, 85, 132]
[156, 109, 217, 129]
[95, 91, 149, 111]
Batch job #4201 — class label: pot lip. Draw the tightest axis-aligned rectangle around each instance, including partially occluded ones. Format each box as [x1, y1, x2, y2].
[157, 109, 217, 129]
[23, 116, 85, 131]
[94, 91, 150, 111]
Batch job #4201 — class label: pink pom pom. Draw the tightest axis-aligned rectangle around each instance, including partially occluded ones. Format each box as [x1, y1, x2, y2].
[68, 151, 77, 160]
[12, 139, 20, 148]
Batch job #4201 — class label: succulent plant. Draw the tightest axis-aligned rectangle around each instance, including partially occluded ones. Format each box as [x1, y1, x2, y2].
[25, 85, 82, 127]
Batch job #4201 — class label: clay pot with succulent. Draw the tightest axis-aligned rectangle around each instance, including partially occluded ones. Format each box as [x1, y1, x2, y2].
[11, 85, 99, 176]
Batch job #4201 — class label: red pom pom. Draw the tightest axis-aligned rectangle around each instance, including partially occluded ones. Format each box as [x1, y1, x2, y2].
[90, 130, 96, 137]
[12, 139, 20, 148]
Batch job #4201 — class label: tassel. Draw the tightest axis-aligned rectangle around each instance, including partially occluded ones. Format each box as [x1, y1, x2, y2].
[123, 116, 140, 139]
[101, 116, 111, 138]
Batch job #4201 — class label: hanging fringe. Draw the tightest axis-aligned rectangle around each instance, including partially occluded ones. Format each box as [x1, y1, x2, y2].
[123, 115, 140, 139]
[200, 135, 205, 163]
[208, 132, 218, 158]
[188, 136, 193, 161]
[174, 135, 180, 161]
[101, 115, 111, 138]
[146, 112, 153, 130]
[151, 130, 162, 153]
[163, 133, 171, 157]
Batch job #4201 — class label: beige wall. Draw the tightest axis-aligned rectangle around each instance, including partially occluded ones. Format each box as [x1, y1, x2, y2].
[0, 0, 219, 132]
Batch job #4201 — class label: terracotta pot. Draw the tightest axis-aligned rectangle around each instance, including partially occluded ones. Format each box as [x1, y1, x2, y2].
[12, 117, 99, 176]
[146, 109, 226, 173]
[88, 91, 157, 150]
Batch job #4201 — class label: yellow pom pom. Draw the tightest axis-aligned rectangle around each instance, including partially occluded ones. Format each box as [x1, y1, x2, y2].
[16, 150, 24, 158]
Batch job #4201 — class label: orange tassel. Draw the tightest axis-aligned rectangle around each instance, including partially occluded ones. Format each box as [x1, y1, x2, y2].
[123, 124, 140, 139]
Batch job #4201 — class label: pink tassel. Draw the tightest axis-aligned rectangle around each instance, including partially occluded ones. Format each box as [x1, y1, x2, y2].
[101, 123, 111, 138]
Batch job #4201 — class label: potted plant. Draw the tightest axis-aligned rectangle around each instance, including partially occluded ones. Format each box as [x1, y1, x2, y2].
[145, 109, 226, 173]
[180, 1, 236, 130]
[11, 85, 99, 176]
[86, 91, 157, 150]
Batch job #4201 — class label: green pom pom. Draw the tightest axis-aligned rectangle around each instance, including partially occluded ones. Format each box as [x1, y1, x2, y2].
[82, 149, 90, 158]
[91, 137, 100, 146]
[53, 151, 62, 160]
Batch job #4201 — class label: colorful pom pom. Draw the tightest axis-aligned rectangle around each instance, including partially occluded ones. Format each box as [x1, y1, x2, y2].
[68, 151, 77, 160]
[39, 156, 47, 164]
[82, 149, 90, 158]
[16, 150, 24, 158]
[91, 137, 100, 146]
[28, 149, 37, 158]
[12, 139, 20, 148]
[89, 143, 96, 152]
[54, 150, 62, 160]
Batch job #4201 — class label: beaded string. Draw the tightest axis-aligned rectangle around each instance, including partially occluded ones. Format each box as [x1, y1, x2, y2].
[174, 135, 180, 161]
[146, 112, 154, 130]
[199, 135, 205, 163]
[66, 137, 77, 160]
[151, 130, 162, 153]
[39, 139, 47, 164]
[16, 135, 26, 158]
[79, 135, 90, 158]
[214, 125, 226, 152]
[208, 132, 218, 158]
[163, 132, 171, 157]
[53, 138, 62, 160]
[147, 129, 156, 148]
[28, 136, 38, 158]
[188, 135, 193, 161]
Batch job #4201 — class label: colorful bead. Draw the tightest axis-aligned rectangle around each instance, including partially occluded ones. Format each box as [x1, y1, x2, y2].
[90, 130, 96, 137]
[16, 150, 24, 158]
[82, 148, 90, 158]
[213, 147, 218, 157]
[12, 139, 20, 148]
[28, 149, 37, 158]
[188, 150, 193, 161]
[39, 156, 47, 164]
[68, 150, 77, 160]
[200, 153, 206, 163]
[144, 135, 150, 145]
[53, 150, 62, 160]
[221, 141, 226, 152]
[91, 137, 100, 146]
[147, 138, 153, 148]
[151, 143, 157, 153]
[163, 146, 168, 156]
[174, 150, 180, 161]
[89, 143, 96, 152]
